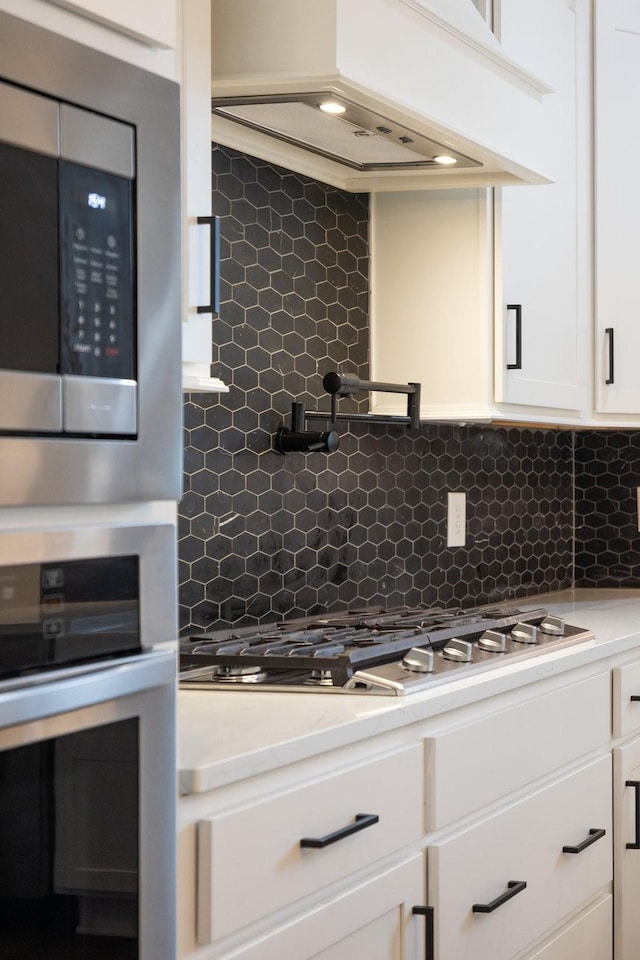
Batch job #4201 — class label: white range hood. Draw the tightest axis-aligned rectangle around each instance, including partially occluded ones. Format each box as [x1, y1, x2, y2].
[210, 0, 554, 192]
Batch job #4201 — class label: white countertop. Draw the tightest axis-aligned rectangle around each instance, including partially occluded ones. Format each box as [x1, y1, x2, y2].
[178, 589, 640, 795]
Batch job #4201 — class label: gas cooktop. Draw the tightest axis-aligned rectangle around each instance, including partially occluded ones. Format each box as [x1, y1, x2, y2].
[179, 604, 594, 696]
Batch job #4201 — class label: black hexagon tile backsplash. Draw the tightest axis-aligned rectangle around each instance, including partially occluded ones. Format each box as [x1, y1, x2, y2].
[575, 431, 640, 587]
[177, 143, 626, 634]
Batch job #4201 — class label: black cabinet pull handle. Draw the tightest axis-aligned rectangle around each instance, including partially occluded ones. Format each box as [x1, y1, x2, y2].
[627, 780, 640, 849]
[630, 696, 640, 702]
[562, 827, 606, 854]
[472, 880, 527, 914]
[412, 905, 434, 957]
[196, 215, 221, 315]
[300, 813, 379, 849]
[506, 304, 522, 370]
[605, 327, 615, 384]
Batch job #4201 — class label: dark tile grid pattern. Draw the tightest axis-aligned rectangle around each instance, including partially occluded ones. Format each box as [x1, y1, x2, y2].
[178, 144, 574, 632]
[575, 431, 640, 586]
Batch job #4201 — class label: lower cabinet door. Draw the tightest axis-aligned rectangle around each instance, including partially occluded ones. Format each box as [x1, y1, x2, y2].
[526, 896, 612, 960]
[429, 756, 612, 960]
[614, 735, 640, 960]
[228, 856, 426, 960]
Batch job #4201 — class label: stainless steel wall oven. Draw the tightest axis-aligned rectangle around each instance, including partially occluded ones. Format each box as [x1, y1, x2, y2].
[0, 11, 182, 505]
[0, 522, 177, 960]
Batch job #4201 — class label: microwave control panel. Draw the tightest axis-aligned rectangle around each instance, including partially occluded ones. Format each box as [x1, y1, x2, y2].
[59, 160, 134, 381]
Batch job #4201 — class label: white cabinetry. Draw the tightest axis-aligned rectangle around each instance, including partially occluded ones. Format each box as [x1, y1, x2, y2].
[431, 757, 611, 960]
[594, 0, 640, 418]
[526, 896, 612, 960]
[181, 0, 225, 393]
[613, 737, 640, 960]
[423, 670, 612, 960]
[207, 857, 425, 960]
[179, 737, 426, 960]
[612, 656, 640, 960]
[195, 745, 423, 943]
[425, 672, 610, 829]
[370, 0, 589, 425]
[179, 666, 614, 960]
[495, 0, 589, 414]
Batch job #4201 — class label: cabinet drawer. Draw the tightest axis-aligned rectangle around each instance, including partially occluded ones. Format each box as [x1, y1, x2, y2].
[526, 895, 612, 960]
[220, 856, 424, 960]
[196, 744, 423, 943]
[613, 658, 640, 738]
[426, 672, 610, 828]
[430, 755, 612, 960]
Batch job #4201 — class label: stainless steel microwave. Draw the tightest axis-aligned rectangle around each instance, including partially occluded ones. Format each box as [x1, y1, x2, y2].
[0, 12, 182, 505]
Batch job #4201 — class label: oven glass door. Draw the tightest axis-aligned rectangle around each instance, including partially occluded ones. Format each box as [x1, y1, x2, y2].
[0, 650, 176, 960]
[0, 717, 139, 958]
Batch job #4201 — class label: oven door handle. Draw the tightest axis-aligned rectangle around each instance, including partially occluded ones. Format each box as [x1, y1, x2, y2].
[300, 813, 379, 849]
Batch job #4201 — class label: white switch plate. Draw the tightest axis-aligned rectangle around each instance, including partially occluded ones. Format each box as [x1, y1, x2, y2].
[447, 492, 466, 547]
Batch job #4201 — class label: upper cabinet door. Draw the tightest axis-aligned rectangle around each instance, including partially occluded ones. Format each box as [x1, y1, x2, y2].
[594, 0, 640, 416]
[495, 0, 589, 414]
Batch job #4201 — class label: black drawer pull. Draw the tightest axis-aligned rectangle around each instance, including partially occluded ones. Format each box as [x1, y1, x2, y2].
[300, 813, 379, 849]
[506, 304, 522, 370]
[627, 780, 640, 849]
[196, 214, 221, 315]
[412, 905, 434, 958]
[472, 880, 527, 914]
[630, 696, 640, 702]
[605, 326, 615, 384]
[562, 827, 606, 854]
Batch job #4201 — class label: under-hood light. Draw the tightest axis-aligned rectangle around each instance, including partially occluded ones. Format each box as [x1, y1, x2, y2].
[434, 155, 457, 165]
[319, 101, 346, 115]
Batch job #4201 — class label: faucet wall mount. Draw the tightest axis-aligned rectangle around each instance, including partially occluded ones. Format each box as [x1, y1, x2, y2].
[273, 373, 421, 455]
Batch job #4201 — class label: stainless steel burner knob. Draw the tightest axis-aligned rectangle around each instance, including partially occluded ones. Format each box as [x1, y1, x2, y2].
[511, 622, 538, 644]
[538, 615, 565, 636]
[477, 629, 506, 653]
[402, 647, 434, 673]
[442, 638, 474, 662]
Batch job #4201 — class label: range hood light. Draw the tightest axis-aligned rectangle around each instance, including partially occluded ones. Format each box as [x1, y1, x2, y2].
[433, 155, 457, 165]
[319, 100, 346, 115]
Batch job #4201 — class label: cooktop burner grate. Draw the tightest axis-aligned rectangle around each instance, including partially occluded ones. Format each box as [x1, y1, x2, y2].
[178, 604, 595, 696]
